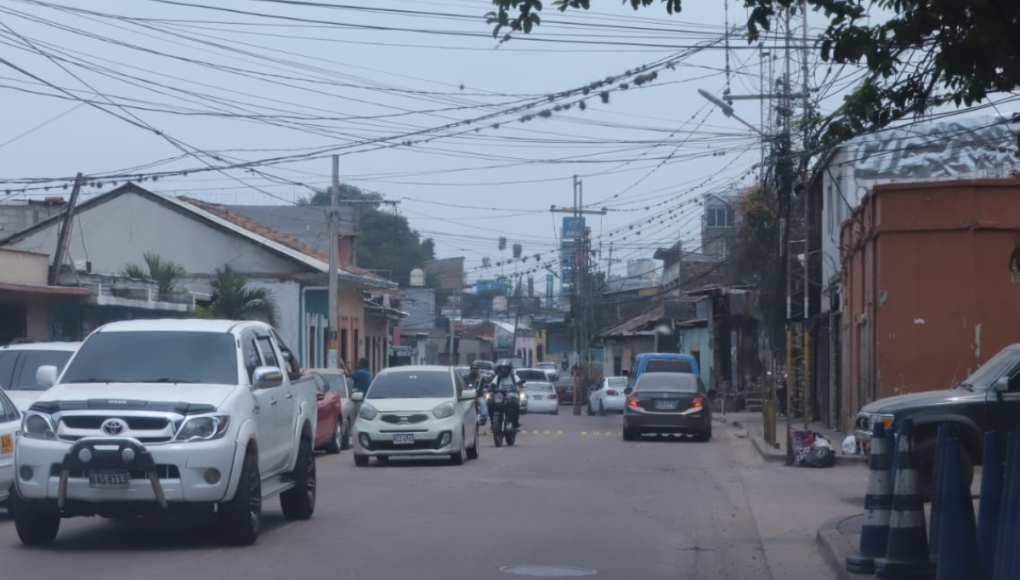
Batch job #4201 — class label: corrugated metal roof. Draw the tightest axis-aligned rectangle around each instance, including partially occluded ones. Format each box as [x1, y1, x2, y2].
[600, 304, 665, 338]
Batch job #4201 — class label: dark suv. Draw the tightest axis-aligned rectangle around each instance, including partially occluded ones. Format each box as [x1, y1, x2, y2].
[854, 344, 1020, 497]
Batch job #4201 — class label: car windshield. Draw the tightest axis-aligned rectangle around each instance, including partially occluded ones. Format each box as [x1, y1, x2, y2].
[4, 350, 74, 391]
[367, 370, 453, 399]
[636, 374, 699, 392]
[644, 358, 693, 373]
[61, 332, 239, 385]
[957, 348, 1020, 389]
[516, 370, 548, 381]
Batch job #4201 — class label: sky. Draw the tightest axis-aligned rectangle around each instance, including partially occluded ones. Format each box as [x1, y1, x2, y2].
[0, 0, 891, 285]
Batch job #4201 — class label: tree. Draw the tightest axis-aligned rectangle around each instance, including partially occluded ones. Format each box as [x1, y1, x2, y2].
[730, 185, 786, 344]
[209, 265, 279, 326]
[489, 0, 1020, 149]
[124, 253, 186, 298]
[300, 182, 436, 285]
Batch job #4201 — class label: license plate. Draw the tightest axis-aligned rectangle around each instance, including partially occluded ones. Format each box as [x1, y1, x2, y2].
[89, 470, 131, 488]
[0, 433, 12, 454]
[654, 400, 677, 410]
[532, 395, 542, 400]
[392, 433, 415, 445]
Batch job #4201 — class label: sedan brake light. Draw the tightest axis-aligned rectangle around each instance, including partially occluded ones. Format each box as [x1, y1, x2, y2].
[607, 389, 619, 396]
[627, 394, 640, 407]
[548, 393, 557, 400]
[692, 395, 705, 408]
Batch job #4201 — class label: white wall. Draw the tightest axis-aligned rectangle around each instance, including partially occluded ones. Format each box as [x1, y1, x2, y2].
[6, 192, 305, 277]
[248, 279, 302, 354]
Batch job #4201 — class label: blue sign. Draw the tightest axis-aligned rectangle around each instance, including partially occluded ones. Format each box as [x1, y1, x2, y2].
[562, 217, 585, 240]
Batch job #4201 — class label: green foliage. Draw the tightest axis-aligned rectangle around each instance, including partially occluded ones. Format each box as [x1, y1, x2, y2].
[210, 265, 279, 327]
[730, 185, 786, 343]
[300, 182, 436, 285]
[123, 252, 186, 298]
[489, 0, 1020, 148]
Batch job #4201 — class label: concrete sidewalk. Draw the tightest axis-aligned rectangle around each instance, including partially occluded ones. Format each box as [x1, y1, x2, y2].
[717, 412, 868, 465]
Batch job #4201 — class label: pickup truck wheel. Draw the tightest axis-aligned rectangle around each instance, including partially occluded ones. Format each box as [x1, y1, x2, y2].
[353, 454, 369, 467]
[324, 420, 342, 455]
[11, 491, 60, 546]
[220, 451, 261, 546]
[281, 438, 316, 520]
[916, 437, 974, 501]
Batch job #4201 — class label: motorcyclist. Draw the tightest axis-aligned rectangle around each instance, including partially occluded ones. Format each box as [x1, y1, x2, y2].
[487, 362, 523, 431]
[465, 363, 488, 426]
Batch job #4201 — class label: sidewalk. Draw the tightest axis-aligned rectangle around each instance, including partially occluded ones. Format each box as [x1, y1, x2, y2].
[716, 412, 868, 465]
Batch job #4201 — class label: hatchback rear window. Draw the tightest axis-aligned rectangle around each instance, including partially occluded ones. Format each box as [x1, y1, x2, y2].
[636, 374, 699, 392]
[644, 359, 693, 374]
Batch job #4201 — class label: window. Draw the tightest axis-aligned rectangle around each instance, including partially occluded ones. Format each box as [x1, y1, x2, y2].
[454, 372, 465, 398]
[706, 207, 733, 227]
[61, 332, 240, 386]
[644, 359, 693, 374]
[243, 334, 262, 384]
[0, 351, 18, 389]
[255, 336, 279, 368]
[13, 350, 74, 390]
[0, 390, 18, 422]
[636, 374, 699, 392]
[367, 370, 453, 399]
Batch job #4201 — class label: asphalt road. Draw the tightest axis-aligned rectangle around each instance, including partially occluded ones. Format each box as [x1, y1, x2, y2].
[0, 411, 834, 580]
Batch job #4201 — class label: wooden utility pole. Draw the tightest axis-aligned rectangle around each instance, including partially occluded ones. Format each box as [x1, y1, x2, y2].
[49, 173, 82, 286]
[327, 155, 340, 369]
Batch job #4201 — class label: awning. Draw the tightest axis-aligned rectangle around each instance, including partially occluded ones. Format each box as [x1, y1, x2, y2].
[0, 282, 91, 297]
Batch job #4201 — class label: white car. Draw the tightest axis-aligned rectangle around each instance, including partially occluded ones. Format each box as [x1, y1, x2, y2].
[0, 341, 79, 411]
[352, 366, 479, 466]
[536, 362, 560, 383]
[12, 319, 318, 547]
[523, 382, 558, 414]
[0, 387, 20, 506]
[588, 376, 629, 415]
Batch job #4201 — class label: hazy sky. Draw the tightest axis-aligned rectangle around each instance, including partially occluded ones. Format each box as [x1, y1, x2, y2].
[0, 0, 873, 282]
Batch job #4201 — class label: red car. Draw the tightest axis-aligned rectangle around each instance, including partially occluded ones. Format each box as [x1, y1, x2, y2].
[304, 372, 344, 454]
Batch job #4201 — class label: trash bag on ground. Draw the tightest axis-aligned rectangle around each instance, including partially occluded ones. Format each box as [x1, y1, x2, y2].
[790, 430, 836, 468]
[842, 435, 859, 456]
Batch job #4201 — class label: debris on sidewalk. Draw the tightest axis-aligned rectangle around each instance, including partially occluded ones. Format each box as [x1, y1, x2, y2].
[791, 430, 836, 468]
[842, 435, 860, 456]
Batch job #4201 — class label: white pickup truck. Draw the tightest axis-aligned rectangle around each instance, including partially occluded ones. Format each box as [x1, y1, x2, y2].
[11, 319, 318, 546]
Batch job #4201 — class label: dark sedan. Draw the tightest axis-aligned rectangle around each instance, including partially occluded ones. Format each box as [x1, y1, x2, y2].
[622, 372, 714, 442]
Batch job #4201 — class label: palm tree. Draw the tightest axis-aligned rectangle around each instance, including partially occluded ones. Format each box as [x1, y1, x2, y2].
[209, 265, 278, 326]
[124, 252, 186, 298]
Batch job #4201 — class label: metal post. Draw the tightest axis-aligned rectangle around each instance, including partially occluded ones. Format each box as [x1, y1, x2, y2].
[327, 155, 340, 369]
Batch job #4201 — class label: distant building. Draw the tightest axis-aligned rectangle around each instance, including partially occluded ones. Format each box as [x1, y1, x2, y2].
[0, 198, 66, 238]
[701, 192, 739, 258]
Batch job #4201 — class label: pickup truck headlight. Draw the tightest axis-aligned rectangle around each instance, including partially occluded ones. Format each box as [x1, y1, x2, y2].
[359, 403, 378, 421]
[432, 402, 455, 419]
[22, 411, 56, 440]
[175, 415, 230, 442]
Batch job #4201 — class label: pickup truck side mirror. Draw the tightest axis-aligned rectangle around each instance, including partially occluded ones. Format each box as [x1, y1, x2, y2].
[994, 376, 1009, 394]
[253, 366, 283, 389]
[36, 365, 58, 389]
[351, 391, 365, 403]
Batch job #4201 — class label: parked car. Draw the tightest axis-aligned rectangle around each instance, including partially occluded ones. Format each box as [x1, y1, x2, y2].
[627, 353, 701, 390]
[0, 341, 79, 411]
[523, 382, 558, 414]
[623, 372, 714, 442]
[854, 344, 1020, 499]
[352, 366, 479, 466]
[588, 376, 629, 415]
[473, 360, 495, 378]
[303, 372, 344, 454]
[0, 386, 20, 508]
[537, 362, 559, 383]
[12, 319, 318, 546]
[304, 369, 355, 452]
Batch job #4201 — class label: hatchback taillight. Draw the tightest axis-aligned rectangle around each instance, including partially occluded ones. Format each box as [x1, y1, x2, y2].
[607, 389, 619, 396]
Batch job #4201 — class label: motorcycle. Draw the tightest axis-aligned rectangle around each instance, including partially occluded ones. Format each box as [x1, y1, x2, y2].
[488, 388, 519, 447]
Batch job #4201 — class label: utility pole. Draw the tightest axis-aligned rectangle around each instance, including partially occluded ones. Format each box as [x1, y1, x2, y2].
[800, 0, 813, 429]
[327, 155, 340, 369]
[49, 173, 82, 286]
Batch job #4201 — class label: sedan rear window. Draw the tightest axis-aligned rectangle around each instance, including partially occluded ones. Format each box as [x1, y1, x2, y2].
[636, 374, 699, 392]
[61, 332, 239, 386]
[644, 359, 693, 374]
[516, 370, 549, 381]
[367, 371, 453, 399]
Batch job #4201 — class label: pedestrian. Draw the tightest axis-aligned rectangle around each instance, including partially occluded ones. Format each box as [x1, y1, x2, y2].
[350, 357, 372, 395]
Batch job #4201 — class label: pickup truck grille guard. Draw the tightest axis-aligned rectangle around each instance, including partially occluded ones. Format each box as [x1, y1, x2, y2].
[57, 437, 168, 511]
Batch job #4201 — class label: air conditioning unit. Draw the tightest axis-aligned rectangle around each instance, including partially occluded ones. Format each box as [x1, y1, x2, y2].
[74, 260, 92, 273]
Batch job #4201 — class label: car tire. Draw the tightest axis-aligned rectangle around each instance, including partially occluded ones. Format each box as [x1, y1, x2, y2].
[353, 454, 369, 467]
[324, 419, 342, 455]
[587, 402, 594, 416]
[281, 438, 316, 521]
[11, 490, 60, 546]
[552, 406, 559, 416]
[341, 421, 352, 450]
[697, 424, 713, 442]
[220, 450, 261, 546]
[623, 426, 638, 441]
[467, 427, 480, 460]
[599, 401, 606, 417]
[451, 431, 466, 465]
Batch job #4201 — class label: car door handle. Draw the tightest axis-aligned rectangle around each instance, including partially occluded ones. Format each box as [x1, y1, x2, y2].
[286, 393, 295, 401]
[270, 399, 279, 407]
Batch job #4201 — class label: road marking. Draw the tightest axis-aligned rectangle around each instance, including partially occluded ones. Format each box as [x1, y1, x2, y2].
[605, 432, 613, 436]
[593, 431, 601, 436]
[556, 430, 564, 435]
[581, 431, 588, 436]
[544, 430, 552, 435]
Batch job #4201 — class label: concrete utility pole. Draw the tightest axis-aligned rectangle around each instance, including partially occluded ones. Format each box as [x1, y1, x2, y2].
[49, 173, 82, 286]
[327, 155, 340, 369]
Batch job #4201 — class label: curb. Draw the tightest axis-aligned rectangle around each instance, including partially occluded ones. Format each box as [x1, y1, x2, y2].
[750, 432, 787, 463]
[816, 515, 870, 580]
